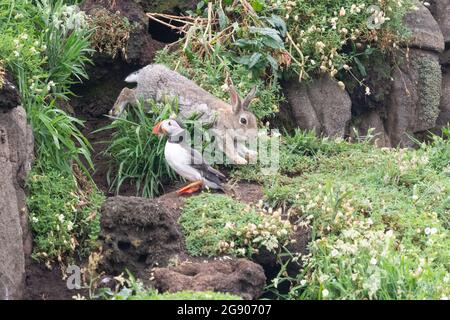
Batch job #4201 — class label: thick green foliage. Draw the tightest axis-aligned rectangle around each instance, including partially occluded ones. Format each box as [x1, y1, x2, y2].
[26, 162, 105, 264]
[99, 100, 179, 198]
[180, 193, 291, 257]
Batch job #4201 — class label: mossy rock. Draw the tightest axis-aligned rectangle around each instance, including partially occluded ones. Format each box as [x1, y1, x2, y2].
[416, 56, 442, 128]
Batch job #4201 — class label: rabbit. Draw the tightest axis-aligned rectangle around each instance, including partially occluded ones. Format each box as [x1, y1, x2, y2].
[109, 64, 258, 165]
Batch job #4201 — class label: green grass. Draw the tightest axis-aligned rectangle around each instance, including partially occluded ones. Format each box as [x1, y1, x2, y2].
[252, 129, 450, 300]
[0, 0, 94, 175]
[98, 100, 180, 198]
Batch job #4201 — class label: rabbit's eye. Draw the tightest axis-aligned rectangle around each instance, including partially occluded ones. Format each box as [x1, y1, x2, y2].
[240, 117, 248, 125]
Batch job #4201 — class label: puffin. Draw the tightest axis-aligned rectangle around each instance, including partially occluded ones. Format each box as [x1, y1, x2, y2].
[152, 119, 226, 195]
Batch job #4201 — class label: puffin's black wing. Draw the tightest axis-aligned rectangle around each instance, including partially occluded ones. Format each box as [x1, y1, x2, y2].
[183, 143, 226, 189]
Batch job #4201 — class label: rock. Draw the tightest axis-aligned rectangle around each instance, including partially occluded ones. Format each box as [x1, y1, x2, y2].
[404, 0, 445, 53]
[3, 107, 34, 256]
[99, 196, 184, 277]
[430, 0, 450, 44]
[440, 50, 450, 66]
[0, 75, 34, 299]
[152, 258, 266, 300]
[386, 50, 442, 147]
[282, 76, 352, 138]
[352, 110, 391, 148]
[436, 68, 450, 127]
[0, 75, 20, 111]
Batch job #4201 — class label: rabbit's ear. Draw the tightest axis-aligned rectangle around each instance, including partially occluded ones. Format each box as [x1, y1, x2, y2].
[229, 84, 242, 114]
[242, 86, 257, 110]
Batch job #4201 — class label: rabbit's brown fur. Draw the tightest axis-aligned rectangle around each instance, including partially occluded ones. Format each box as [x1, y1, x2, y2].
[109, 64, 258, 164]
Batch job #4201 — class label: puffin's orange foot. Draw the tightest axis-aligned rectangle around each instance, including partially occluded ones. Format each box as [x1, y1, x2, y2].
[176, 181, 203, 195]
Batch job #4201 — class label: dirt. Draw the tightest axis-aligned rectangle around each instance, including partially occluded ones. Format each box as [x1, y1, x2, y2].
[23, 259, 87, 300]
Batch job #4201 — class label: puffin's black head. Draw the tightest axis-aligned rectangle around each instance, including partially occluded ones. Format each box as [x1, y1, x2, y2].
[152, 119, 184, 137]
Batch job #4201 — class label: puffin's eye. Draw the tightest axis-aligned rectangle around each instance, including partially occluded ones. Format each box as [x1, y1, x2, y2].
[168, 121, 172, 126]
[240, 116, 247, 125]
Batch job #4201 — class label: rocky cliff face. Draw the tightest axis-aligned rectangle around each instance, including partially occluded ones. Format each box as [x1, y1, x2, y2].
[0, 73, 34, 300]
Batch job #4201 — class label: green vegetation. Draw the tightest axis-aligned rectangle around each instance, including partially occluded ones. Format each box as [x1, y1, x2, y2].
[2, 0, 446, 301]
[0, 0, 94, 175]
[87, 7, 133, 59]
[0, 0, 102, 265]
[26, 162, 104, 265]
[0, 60, 4, 88]
[239, 129, 449, 300]
[180, 193, 292, 257]
[99, 100, 179, 198]
[154, 0, 412, 121]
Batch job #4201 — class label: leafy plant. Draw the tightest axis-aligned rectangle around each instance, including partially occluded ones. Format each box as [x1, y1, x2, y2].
[0, 0, 94, 175]
[154, 0, 413, 97]
[27, 162, 105, 265]
[99, 99, 179, 198]
[37, 0, 94, 99]
[25, 98, 93, 175]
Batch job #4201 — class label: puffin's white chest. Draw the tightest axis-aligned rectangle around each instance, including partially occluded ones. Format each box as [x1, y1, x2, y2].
[164, 142, 202, 182]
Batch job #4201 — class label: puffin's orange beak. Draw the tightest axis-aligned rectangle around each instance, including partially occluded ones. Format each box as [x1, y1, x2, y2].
[152, 121, 163, 135]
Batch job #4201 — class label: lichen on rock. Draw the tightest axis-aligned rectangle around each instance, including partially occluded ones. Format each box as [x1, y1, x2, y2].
[416, 55, 442, 127]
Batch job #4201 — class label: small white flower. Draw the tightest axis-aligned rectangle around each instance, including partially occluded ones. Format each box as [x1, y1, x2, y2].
[365, 87, 371, 95]
[370, 257, 378, 265]
[300, 279, 307, 286]
[47, 80, 56, 91]
[58, 214, 65, 223]
[322, 289, 330, 297]
[13, 50, 20, 57]
[424, 227, 431, 235]
[430, 227, 437, 235]
[331, 249, 339, 257]
[67, 221, 74, 231]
